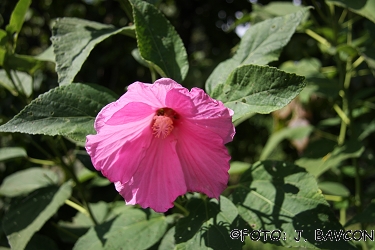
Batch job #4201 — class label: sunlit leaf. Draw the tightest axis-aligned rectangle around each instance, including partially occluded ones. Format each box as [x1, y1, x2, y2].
[5, 0, 31, 37]
[129, 0, 189, 82]
[0, 83, 118, 143]
[2, 182, 72, 250]
[51, 18, 135, 85]
[73, 208, 169, 250]
[0, 168, 59, 197]
[174, 196, 243, 250]
[232, 161, 356, 249]
[206, 7, 310, 94]
[212, 64, 306, 124]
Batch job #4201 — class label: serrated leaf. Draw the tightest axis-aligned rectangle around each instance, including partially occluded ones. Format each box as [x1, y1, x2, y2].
[0, 147, 27, 162]
[212, 65, 306, 124]
[232, 161, 356, 249]
[129, 0, 189, 82]
[0, 168, 59, 197]
[51, 18, 135, 85]
[5, 0, 31, 36]
[206, 7, 310, 94]
[174, 196, 242, 250]
[73, 209, 168, 250]
[0, 83, 118, 143]
[2, 182, 72, 250]
[327, 0, 375, 24]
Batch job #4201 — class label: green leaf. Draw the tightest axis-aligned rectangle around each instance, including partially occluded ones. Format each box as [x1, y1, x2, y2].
[3, 53, 42, 74]
[0, 168, 59, 197]
[206, 7, 310, 94]
[51, 18, 135, 85]
[0, 69, 32, 97]
[212, 65, 306, 124]
[260, 125, 313, 160]
[33, 46, 55, 63]
[129, 0, 189, 82]
[345, 200, 375, 226]
[174, 196, 243, 250]
[318, 182, 350, 197]
[5, 0, 31, 36]
[0, 146, 27, 162]
[73, 209, 169, 250]
[361, 46, 375, 77]
[232, 161, 356, 249]
[296, 139, 364, 177]
[327, 0, 375, 24]
[0, 83, 118, 143]
[229, 161, 251, 175]
[25, 234, 59, 250]
[2, 182, 72, 250]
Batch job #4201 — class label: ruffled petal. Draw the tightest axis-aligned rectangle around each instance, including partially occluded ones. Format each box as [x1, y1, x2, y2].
[86, 102, 155, 184]
[174, 119, 231, 198]
[95, 79, 183, 132]
[186, 87, 235, 144]
[115, 135, 187, 212]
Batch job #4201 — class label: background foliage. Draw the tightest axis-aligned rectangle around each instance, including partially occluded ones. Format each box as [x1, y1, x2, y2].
[1, 0, 375, 249]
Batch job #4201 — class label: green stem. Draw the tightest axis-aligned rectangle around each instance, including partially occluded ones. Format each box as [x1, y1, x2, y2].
[28, 157, 56, 165]
[173, 202, 189, 216]
[46, 138, 98, 226]
[65, 199, 90, 217]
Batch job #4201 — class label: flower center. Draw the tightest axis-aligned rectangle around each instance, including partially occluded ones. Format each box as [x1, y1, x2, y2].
[152, 108, 179, 138]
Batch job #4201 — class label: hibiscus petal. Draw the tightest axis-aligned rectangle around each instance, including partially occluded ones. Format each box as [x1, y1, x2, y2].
[187, 87, 235, 144]
[86, 102, 155, 183]
[116, 135, 187, 213]
[174, 120, 231, 198]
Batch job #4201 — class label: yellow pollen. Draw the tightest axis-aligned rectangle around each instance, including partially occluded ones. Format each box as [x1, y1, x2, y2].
[152, 116, 174, 138]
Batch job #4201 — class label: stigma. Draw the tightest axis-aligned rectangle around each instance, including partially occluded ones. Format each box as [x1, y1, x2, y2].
[152, 108, 179, 138]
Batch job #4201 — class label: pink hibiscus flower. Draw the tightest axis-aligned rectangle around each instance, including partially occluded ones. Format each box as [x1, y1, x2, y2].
[85, 78, 235, 212]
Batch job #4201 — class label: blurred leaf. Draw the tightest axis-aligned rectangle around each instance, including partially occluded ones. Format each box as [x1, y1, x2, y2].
[4, 53, 42, 74]
[174, 196, 242, 250]
[51, 18, 135, 85]
[260, 125, 313, 160]
[232, 161, 356, 249]
[229, 161, 251, 175]
[2, 182, 72, 250]
[5, 0, 31, 37]
[337, 44, 358, 61]
[327, 0, 375, 24]
[345, 200, 375, 226]
[361, 46, 375, 77]
[0, 69, 32, 97]
[73, 209, 169, 250]
[318, 182, 350, 197]
[206, 7, 310, 94]
[0, 29, 7, 45]
[279, 58, 339, 101]
[33, 46, 55, 63]
[296, 139, 364, 177]
[0, 146, 27, 162]
[0, 83, 118, 143]
[212, 65, 305, 124]
[129, 0, 189, 82]
[0, 168, 59, 197]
